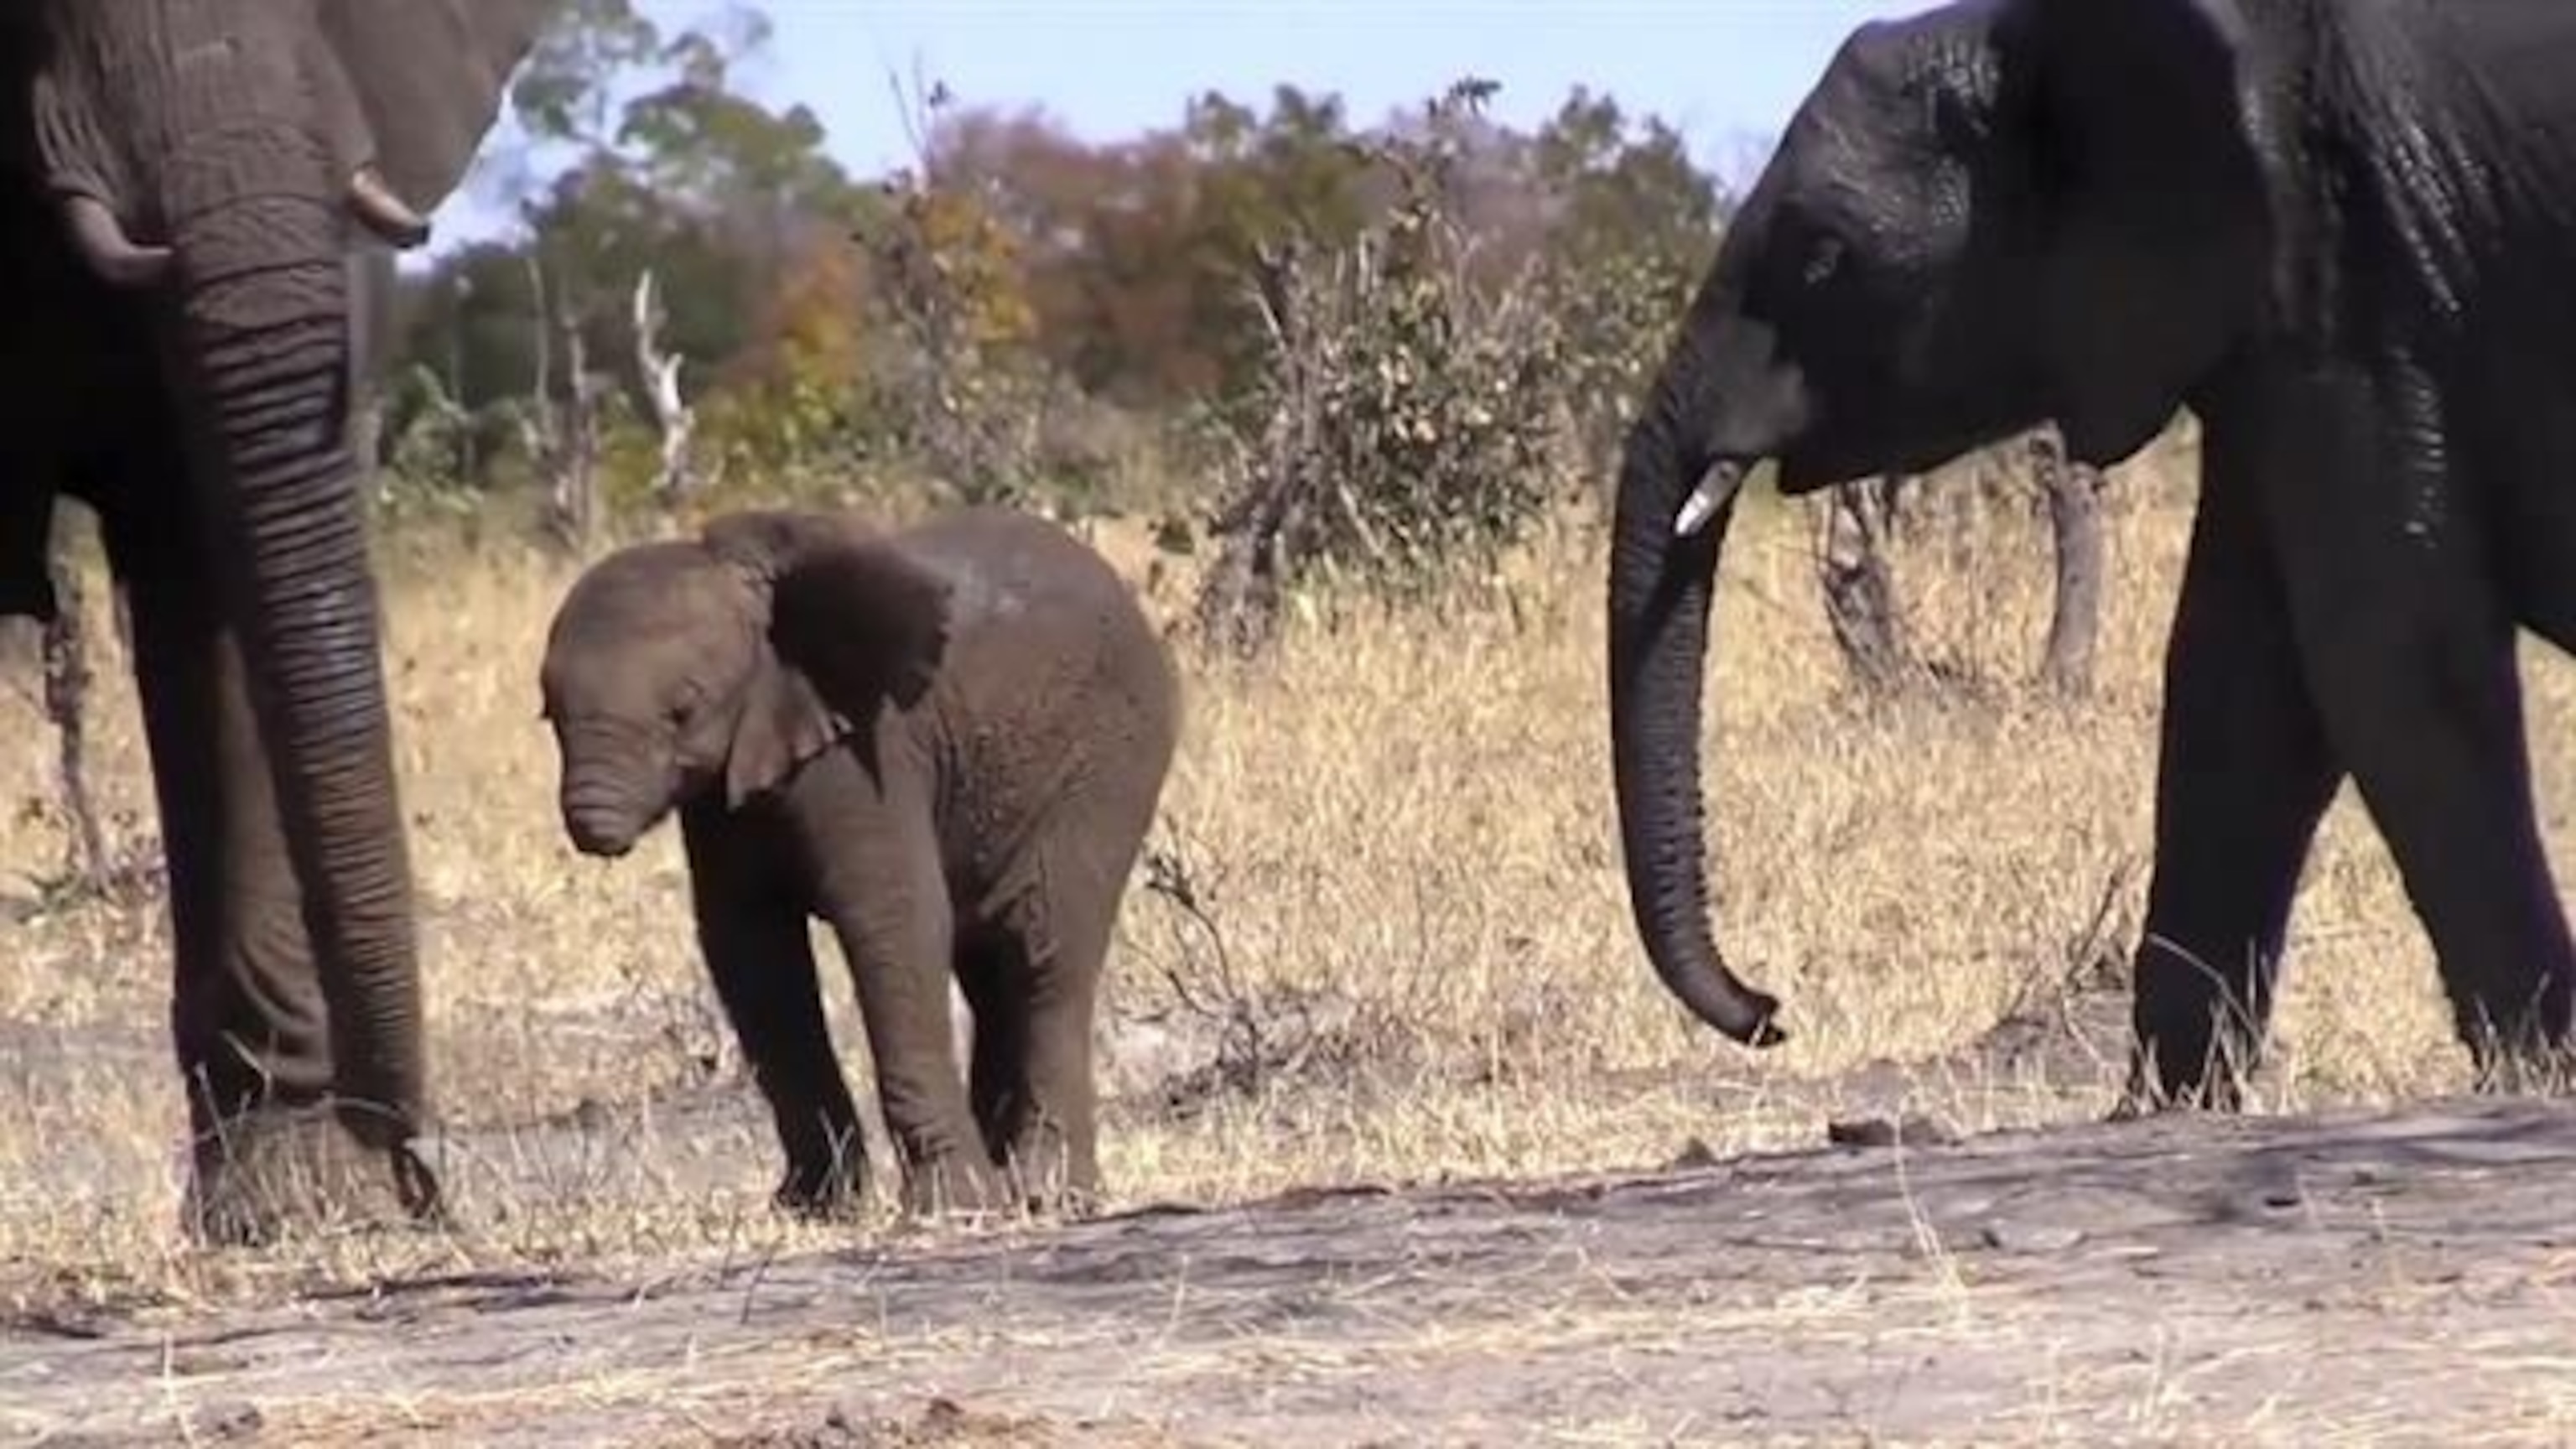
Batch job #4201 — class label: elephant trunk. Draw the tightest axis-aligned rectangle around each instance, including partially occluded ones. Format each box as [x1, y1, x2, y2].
[557, 732, 665, 860]
[1604, 320, 1789, 1049]
[166, 129, 424, 1144]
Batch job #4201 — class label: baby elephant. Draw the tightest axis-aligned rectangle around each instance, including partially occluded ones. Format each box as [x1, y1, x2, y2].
[538, 506, 1180, 1219]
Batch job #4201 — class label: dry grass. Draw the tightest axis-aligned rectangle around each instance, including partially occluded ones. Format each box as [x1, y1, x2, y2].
[3, 430, 2563, 1308]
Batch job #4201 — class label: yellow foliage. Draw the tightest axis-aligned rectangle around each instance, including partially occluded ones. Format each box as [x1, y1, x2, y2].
[766, 237, 867, 391]
[868, 182, 1038, 353]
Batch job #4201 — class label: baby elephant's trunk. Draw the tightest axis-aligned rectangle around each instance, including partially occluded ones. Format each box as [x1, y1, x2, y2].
[557, 743, 657, 860]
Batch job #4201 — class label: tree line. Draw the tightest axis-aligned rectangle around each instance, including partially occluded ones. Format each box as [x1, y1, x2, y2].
[371, 0, 1732, 549]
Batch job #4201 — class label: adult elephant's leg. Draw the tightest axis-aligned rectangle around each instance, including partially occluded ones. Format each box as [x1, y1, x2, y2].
[105, 499, 429, 1244]
[2272, 366, 2575, 1087]
[2122, 445, 2344, 1113]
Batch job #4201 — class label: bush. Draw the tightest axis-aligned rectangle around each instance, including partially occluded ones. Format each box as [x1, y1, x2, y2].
[1192, 79, 1567, 653]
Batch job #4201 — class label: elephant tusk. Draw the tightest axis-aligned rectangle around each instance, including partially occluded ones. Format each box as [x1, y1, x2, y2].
[347, 165, 432, 250]
[59, 195, 173, 287]
[1674, 460, 1748, 538]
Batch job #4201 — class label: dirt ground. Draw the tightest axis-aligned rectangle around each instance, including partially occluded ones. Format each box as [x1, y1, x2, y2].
[7, 1060, 2576, 1447]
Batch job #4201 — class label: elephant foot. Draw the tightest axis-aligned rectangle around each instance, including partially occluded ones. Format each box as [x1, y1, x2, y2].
[183, 1099, 443, 1249]
[2107, 1064, 2247, 1123]
[773, 1152, 870, 1223]
[899, 1152, 1014, 1224]
[996, 1126, 1100, 1220]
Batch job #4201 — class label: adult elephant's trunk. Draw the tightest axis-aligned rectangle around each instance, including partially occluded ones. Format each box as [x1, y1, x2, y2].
[162, 131, 424, 1143]
[1604, 329, 1787, 1049]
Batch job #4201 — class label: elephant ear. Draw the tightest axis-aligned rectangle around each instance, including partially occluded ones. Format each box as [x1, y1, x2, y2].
[320, 1, 564, 212]
[2002, 0, 2262, 206]
[766, 538, 957, 723]
[703, 511, 956, 806]
[1996, 0, 2274, 461]
[723, 656, 847, 808]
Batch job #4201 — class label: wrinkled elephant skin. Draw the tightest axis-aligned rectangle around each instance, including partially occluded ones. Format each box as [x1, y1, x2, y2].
[0, 3, 563, 1244]
[1607, 0, 2576, 1109]
[539, 506, 1182, 1221]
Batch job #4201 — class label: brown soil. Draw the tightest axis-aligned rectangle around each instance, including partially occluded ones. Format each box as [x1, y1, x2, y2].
[7, 1075, 2575, 1446]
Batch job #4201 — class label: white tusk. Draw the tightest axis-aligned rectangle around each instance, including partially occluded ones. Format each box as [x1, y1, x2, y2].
[347, 165, 432, 249]
[60, 195, 173, 287]
[1674, 460, 1746, 538]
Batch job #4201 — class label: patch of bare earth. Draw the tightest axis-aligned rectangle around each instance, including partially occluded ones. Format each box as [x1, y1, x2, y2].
[8, 1084, 2576, 1446]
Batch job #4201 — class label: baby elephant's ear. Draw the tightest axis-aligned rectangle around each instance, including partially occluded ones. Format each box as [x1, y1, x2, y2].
[701, 508, 846, 578]
[724, 665, 844, 808]
[768, 538, 956, 718]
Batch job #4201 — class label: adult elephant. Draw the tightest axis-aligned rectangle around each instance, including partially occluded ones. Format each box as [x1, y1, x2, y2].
[0, 3, 561, 1244]
[1607, 0, 2576, 1111]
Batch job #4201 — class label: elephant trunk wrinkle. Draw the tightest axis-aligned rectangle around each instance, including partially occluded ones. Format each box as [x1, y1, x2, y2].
[171, 183, 425, 1142]
[1605, 346, 1789, 1050]
[560, 755, 667, 858]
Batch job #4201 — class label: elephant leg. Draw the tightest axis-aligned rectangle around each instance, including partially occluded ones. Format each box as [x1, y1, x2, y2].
[976, 831, 1134, 1214]
[846, 910, 1005, 1219]
[106, 511, 434, 1244]
[839, 901, 1001, 1220]
[2122, 470, 2344, 1114]
[2268, 368, 2576, 1088]
[678, 802, 867, 1218]
[0, 483, 60, 623]
[797, 787, 998, 1219]
[955, 927, 1027, 1168]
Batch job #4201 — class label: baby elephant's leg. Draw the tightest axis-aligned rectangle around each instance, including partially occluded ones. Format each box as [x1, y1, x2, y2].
[980, 844, 1130, 1213]
[680, 806, 868, 1217]
[956, 927, 1026, 1166]
[793, 754, 1001, 1219]
[840, 906, 1005, 1219]
[826, 875, 1005, 1218]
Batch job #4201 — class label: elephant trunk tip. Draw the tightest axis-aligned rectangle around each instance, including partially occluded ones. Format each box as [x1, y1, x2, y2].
[565, 823, 638, 860]
[1651, 941, 1789, 1049]
[561, 803, 644, 860]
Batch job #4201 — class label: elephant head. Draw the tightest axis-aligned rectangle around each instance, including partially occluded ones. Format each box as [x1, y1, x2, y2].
[1607, 0, 2279, 1045]
[539, 511, 955, 857]
[3, 3, 558, 1208]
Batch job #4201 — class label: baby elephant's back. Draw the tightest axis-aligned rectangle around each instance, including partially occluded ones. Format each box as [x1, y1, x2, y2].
[895, 508, 1178, 839]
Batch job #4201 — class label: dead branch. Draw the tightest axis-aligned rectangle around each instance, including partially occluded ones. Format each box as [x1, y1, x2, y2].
[632, 268, 698, 506]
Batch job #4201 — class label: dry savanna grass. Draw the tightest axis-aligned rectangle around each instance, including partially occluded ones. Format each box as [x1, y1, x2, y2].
[2, 430, 2563, 1314]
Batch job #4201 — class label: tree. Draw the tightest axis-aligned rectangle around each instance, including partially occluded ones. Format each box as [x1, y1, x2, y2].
[384, 1, 865, 526]
[1528, 89, 1727, 475]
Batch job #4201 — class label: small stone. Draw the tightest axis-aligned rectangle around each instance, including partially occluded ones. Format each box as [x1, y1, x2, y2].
[1826, 1114, 1963, 1149]
[1980, 1222, 2085, 1254]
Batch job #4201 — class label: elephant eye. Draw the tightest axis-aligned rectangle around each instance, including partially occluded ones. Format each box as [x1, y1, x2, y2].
[1802, 234, 1846, 286]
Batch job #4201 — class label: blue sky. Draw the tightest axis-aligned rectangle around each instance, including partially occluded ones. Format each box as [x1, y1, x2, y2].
[437, 0, 1925, 249]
